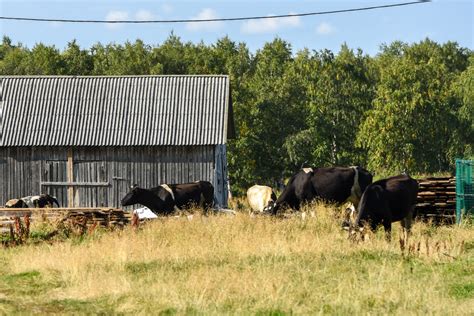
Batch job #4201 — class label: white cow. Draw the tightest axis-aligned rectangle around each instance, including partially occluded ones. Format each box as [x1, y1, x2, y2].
[247, 185, 277, 213]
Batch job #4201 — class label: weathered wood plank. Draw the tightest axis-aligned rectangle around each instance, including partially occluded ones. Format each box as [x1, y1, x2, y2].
[41, 182, 111, 187]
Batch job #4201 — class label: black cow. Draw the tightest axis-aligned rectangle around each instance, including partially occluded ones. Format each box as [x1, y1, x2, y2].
[121, 181, 214, 215]
[351, 174, 419, 241]
[270, 166, 373, 215]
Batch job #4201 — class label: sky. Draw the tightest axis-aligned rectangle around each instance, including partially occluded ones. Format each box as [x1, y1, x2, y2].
[0, 0, 472, 55]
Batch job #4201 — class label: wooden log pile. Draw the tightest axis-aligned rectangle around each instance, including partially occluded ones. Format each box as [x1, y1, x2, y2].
[65, 209, 132, 229]
[0, 208, 132, 234]
[416, 177, 456, 223]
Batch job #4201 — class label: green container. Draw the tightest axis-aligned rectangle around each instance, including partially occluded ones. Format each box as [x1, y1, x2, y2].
[456, 159, 474, 224]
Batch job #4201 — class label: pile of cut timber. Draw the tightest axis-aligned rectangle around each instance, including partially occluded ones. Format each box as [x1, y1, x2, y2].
[0, 208, 131, 233]
[66, 209, 131, 228]
[416, 177, 456, 223]
[0, 208, 67, 233]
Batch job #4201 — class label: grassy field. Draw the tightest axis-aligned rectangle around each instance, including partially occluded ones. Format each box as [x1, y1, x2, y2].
[0, 203, 473, 315]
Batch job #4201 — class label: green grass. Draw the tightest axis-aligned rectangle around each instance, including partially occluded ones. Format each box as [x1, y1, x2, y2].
[0, 204, 473, 315]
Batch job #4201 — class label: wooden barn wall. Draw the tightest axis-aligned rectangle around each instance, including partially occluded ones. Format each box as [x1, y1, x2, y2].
[0, 146, 218, 208]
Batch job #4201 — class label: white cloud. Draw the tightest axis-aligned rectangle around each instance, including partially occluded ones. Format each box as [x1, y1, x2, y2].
[241, 13, 301, 34]
[316, 22, 335, 35]
[135, 10, 154, 21]
[49, 21, 62, 28]
[186, 8, 223, 32]
[162, 4, 173, 14]
[105, 10, 129, 30]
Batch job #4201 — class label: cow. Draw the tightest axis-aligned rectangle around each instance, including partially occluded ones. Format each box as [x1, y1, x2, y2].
[121, 181, 214, 215]
[31, 194, 60, 208]
[5, 194, 59, 208]
[5, 198, 28, 208]
[270, 166, 373, 216]
[350, 174, 419, 241]
[246, 185, 277, 213]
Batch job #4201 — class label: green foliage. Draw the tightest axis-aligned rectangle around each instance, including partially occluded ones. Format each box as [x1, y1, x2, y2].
[358, 39, 471, 174]
[453, 55, 474, 158]
[62, 40, 93, 75]
[0, 36, 30, 75]
[296, 45, 376, 167]
[0, 35, 472, 193]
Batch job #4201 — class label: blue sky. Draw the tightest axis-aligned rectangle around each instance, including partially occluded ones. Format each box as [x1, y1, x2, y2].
[1, 0, 472, 55]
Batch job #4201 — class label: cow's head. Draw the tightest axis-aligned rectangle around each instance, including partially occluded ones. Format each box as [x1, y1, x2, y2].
[268, 200, 285, 215]
[263, 200, 276, 213]
[348, 222, 367, 241]
[121, 186, 146, 206]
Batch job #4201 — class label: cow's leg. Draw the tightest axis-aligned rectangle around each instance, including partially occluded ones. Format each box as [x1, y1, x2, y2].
[383, 222, 392, 242]
[382, 211, 393, 242]
[400, 206, 414, 244]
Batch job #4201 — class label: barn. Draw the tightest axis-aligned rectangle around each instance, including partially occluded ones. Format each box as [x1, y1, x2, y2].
[0, 75, 234, 208]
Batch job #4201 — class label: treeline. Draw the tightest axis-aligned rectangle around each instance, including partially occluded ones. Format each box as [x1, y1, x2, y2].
[1, 35, 473, 194]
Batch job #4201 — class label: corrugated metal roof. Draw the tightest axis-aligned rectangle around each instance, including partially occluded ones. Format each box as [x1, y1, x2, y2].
[0, 75, 234, 146]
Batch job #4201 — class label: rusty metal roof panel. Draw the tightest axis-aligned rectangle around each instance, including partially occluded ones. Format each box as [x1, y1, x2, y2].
[0, 75, 233, 146]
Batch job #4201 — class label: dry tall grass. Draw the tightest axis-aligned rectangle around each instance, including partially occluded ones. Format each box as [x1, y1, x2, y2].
[1, 203, 473, 314]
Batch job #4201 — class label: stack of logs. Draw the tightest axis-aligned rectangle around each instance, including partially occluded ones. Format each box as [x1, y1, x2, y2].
[65, 209, 131, 229]
[0, 208, 132, 234]
[416, 177, 456, 223]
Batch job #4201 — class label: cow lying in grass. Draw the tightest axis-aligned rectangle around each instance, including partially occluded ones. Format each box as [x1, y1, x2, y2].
[5, 194, 60, 208]
[121, 181, 214, 215]
[5, 199, 28, 208]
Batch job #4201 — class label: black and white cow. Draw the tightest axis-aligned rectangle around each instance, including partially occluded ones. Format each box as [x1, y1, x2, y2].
[121, 181, 214, 215]
[270, 166, 373, 215]
[5, 199, 28, 208]
[32, 194, 60, 208]
[351, 174, 419, 241]
[5, 194, 59, 208]
[247, 185, 277, 213]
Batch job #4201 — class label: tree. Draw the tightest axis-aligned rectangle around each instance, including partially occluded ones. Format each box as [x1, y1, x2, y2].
[452, 55, 474, 159]
[25, 43, 64, 75]
[0, 37, 30, 75]
[284, 45, 376, 169]
[91, 40, 153, 75]
[61, 40, 93, 75]
[152, 33, 188, 74]
[230, 38, 306, 190]
[358, 39, 470, 174]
